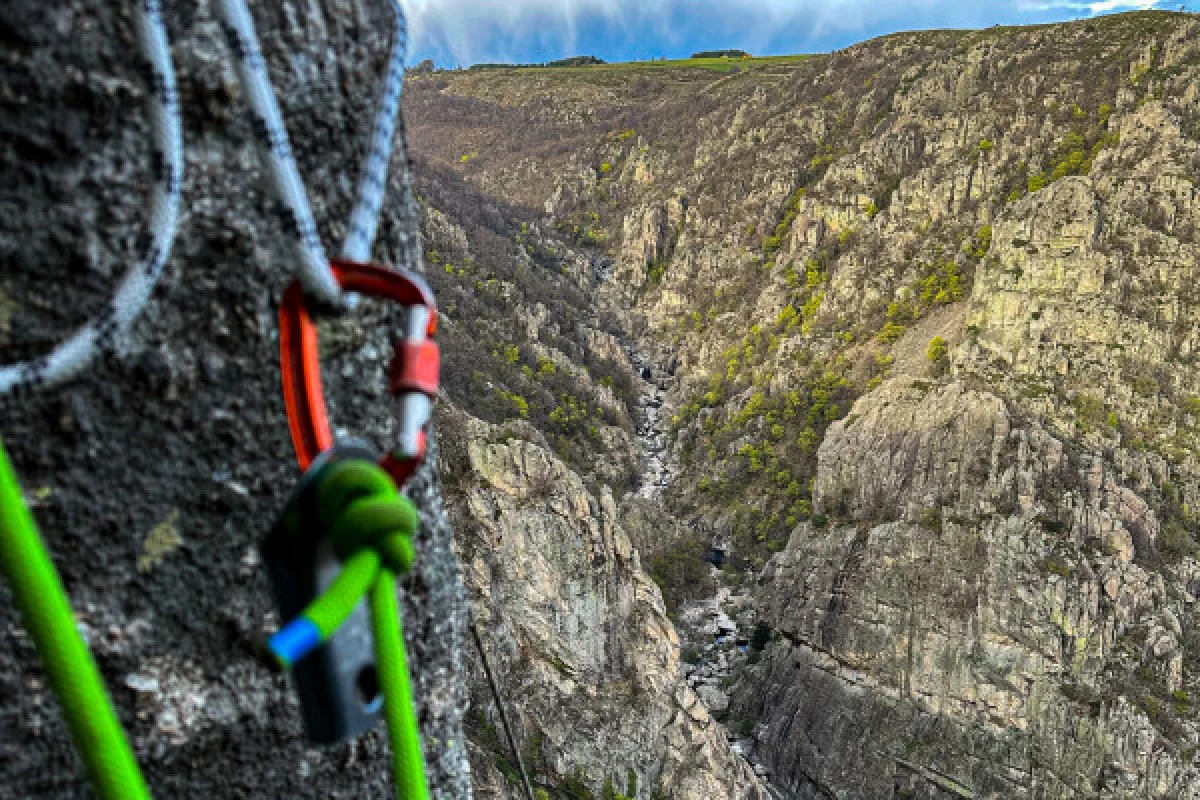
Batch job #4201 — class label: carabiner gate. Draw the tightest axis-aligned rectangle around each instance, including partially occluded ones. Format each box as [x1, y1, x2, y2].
[278, 258, 439, 486]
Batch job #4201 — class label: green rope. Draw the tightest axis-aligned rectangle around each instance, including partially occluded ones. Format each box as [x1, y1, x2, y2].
[371, 569, 428, 799]
[0, 440, 150, 800]
[270, 458, 429, 800]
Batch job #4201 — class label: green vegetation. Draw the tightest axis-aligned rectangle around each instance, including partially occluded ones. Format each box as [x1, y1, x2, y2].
[673, 324, 855, 563]
[1072, 393, 1108, 433]
[1019, 103, 1120, 196]
[762, 186, 807, 263]
[1043, 557, 1073, 578]
[645, 256, 667, 285]
[590, 53, 813, 74]
[927, 336, 949, 376]
[495, 388, 529, 418]
[426, 211, 636, 484]
[480, 52, 815, 75]
[919, 260, 965, 305]
[877, 321, 906, 344]
[691, 49, 750, 59]
[469, 56, 605, 70]
[972, 225, 992, 259]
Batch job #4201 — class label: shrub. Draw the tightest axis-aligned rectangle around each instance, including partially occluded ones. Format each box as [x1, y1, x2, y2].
[919, 261, 963, 305]
[495, 389, 529, 418]
[878, 322, 906, 344]
[1160, 519, 1196, 562]
[927, 336, 949, 375]
[1043, 557, 1072, 578]
[1132, 375, 1159, 397]
[645, 533, 717, 614]
[973, 225, 993, 258]
[1072, 393, 1107, 432]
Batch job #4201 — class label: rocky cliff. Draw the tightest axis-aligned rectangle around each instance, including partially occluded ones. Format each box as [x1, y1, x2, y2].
[0, 1, 767, 798]
[405, 9, 1200, 798]
[445, 408, 765, 799]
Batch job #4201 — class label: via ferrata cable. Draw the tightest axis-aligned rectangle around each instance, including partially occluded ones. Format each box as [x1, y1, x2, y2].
[0, 0, 182, 398]
[0, 441, 151, 800]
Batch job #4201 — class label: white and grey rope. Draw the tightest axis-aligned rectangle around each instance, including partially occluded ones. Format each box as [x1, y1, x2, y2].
[343, 1, 409, 264]
[214, 0, 411, 301]
[1, 0, 412, 397]
[213, 0, 342, 307]
[0, 0, 183, 397]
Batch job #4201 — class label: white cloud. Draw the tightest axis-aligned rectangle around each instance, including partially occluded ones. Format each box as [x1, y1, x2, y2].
[1017, 0, 1161, 11]
[402, 0, 1170, 66]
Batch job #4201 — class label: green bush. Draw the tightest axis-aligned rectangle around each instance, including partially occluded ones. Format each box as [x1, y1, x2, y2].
[927, 336, 949, 375]
[972, 225, 992, 258]
[1072, 393, 1107, 433]
[1160, 519, 1197, 562]
[645, 257, 666, 284]
[878, 321, 906, 344]
[919, 261, 963, 305]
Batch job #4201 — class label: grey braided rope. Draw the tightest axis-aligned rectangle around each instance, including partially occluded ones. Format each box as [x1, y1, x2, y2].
[344, 1, 410, 264]
[0, 0, 183, 397]
[214, 0, 412, 304]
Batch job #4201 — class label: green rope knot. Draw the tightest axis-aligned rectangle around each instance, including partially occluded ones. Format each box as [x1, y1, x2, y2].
[320, 459, 418, 576]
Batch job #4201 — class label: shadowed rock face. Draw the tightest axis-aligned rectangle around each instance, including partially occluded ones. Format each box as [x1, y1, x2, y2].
[735, 379, 1198, 797]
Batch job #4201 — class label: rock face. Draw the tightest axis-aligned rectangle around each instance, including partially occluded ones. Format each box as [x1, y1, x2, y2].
[405, 10, 1200, 798]
[449, 410, 768, 799]
[734, 379, 1199, 798]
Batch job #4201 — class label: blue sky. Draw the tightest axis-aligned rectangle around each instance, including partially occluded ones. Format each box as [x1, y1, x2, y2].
[403, 0, 1191, 68]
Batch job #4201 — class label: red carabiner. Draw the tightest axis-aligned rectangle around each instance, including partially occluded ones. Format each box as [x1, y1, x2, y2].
[278, 258, 439, 487]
